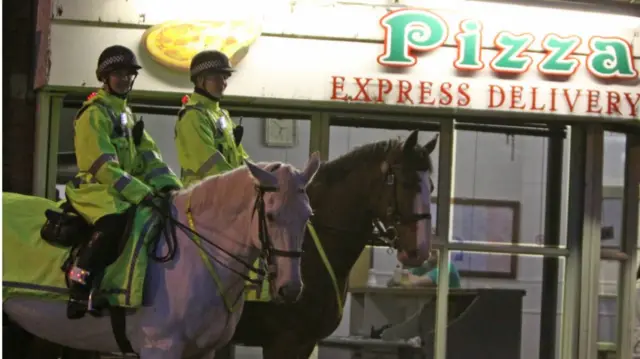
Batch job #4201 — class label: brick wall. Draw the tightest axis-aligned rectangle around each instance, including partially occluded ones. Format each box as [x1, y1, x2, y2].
[3, 0, 39, 194]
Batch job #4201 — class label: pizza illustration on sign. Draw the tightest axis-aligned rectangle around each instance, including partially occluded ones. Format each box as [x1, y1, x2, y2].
[142, 20, 262, 72]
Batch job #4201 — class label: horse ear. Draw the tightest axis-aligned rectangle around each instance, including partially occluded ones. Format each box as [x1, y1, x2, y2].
[301, 151, 321, 185]
[402, 130, 419, 154]
[245, 160, 278, 188]
[424, 134, 439, 154]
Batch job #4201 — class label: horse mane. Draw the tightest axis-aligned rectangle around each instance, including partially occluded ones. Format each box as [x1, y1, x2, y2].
[177, 166, 248, 212]
[314, 138, 433, 186]
[256, 161, 309, 210]
[312, 139, 399, 186]
[181, 161, 301, 213]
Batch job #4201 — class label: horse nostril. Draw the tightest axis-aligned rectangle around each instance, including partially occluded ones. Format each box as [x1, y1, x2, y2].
[278, 283, 302, 302]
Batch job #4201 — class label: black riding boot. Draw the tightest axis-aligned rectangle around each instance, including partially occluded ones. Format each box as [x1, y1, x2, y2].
[66, 231, 108, 320]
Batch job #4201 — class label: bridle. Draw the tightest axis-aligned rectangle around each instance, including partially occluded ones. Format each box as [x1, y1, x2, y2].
[372, 165, 432, 253]
[252, 185, 304, 282]
[309, 164, 432, 254]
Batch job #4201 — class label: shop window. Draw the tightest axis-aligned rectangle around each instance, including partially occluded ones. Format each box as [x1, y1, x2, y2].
[603, 132, 626, 188]
[238, 117, 312, 169]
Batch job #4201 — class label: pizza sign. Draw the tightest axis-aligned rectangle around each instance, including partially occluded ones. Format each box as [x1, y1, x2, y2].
[377, 9, 638, 80]
[142, 20, 261, 72]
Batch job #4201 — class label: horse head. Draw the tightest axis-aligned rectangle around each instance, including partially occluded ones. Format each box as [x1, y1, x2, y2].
[373, 129, 437, 267]
[245, 152, 321, 302]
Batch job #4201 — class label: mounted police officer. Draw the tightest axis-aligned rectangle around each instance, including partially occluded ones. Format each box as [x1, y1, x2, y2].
[174, 50, 274, 301]
[65, 45, 182, 319]
[174, 50, 249, 188]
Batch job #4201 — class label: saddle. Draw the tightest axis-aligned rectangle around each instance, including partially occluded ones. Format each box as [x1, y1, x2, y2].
[40, 201, 92, 248]
[40, 202, 137, 298]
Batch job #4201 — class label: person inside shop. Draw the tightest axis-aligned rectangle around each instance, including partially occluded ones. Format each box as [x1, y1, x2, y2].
[390, 249, 462, 288]
[64, 45, 182, 319]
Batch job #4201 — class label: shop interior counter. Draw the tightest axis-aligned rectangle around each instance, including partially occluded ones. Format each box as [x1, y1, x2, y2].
[319, 286, 526, 359]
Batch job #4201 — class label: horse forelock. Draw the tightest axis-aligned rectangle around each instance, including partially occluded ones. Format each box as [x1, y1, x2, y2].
[406, 143, 434, 173]
[265, 162, 282, 172]
[266, 163, 313, 218]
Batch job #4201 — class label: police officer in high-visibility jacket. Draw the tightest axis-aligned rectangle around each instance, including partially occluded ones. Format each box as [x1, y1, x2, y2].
[174, 50, 273, 300]
[174, 50, 249, 188]
[65, 45, 182, 319]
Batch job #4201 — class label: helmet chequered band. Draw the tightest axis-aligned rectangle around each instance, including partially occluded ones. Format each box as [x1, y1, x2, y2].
[191, 60, 229, 75]
[98, 55, 128, 73]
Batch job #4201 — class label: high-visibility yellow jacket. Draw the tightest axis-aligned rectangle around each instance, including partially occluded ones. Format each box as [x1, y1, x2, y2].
[174, 92, 249, 188]
[65, 89, 182, 224]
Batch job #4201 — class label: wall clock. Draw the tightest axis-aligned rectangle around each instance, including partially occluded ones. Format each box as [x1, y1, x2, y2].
[264, 118, 297, 148]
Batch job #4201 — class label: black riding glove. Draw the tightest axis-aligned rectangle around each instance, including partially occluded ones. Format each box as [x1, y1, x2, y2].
[138, 193, 156, 206]
[157, 186, 180, 199]
[140, 194, 167, 213]
[159, 185, 180, 193]
[139, 193, 156, 208]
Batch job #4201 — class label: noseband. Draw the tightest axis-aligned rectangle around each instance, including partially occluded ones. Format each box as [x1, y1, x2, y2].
[253, 185, 304, 280]
[373, 166, 431, 250]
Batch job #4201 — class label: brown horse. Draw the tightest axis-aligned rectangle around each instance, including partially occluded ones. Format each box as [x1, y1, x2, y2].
[3, 130, 437, 359]
[226, 129, 438, 359]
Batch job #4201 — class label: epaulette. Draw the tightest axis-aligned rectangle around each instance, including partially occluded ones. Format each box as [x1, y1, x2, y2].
[177, 103, 208, 121]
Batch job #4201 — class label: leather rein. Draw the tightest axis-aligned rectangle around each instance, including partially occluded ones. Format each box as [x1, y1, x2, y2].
[146, 184, 302, 284]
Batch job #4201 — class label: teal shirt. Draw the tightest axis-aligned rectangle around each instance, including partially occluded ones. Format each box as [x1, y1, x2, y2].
[408, 262, 462, 288]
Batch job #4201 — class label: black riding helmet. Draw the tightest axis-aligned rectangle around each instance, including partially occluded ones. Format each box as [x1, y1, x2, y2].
[189, 50, 243, 144]
[189, 50, 234, 83]
[95, 45, 142, 82]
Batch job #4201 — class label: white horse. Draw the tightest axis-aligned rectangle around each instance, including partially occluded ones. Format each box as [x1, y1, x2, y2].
[3, 154, 321, 359]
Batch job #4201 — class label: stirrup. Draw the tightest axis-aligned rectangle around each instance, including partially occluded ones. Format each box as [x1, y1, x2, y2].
[68, 297, 88, 306]
[87, 288, 108, 317]
[67, 296, 89, 320]
[87, 288, 95, 312]
[87, 288, 104, 314]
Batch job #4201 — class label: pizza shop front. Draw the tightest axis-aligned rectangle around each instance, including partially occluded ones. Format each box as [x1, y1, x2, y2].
[36, 0, 639, 358]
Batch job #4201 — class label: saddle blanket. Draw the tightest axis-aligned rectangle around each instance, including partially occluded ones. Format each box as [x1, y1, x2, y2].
[2, 192, 160, 308]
